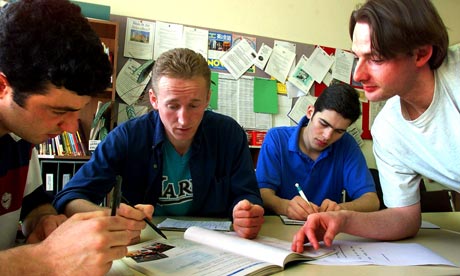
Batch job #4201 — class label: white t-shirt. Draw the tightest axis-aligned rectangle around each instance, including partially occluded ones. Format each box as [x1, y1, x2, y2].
[372, 45, 460, 208]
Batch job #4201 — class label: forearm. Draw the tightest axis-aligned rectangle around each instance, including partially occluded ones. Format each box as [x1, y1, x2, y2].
[260, 189, 289, 215]
[342, 205, 421, 240]
[64, 199, 107, 217]
[22, 204, 58, 238]
[339, 192, 380, 212]
[0, 244, 56, 276]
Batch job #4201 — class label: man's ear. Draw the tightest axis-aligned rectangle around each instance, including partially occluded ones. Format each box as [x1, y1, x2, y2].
[305, 105, 315, 119]
[0, 73, 10, 98]
[149, 89, 158, 110]
[206, 89, 211, 105]
[414, 45, 433, 68]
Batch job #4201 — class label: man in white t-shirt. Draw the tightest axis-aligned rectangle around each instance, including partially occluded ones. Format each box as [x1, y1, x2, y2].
[292, 0, 460, 252]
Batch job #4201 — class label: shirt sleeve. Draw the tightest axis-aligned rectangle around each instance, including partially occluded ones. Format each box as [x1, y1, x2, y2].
[20, 148, 53, 220]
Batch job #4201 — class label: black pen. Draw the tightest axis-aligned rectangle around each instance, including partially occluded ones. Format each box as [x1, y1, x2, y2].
[110, 176, 122, 216]
[121, 195, 167, 239]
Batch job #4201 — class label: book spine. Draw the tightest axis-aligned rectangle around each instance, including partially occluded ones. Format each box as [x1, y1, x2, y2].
[76, 130, 87, 156]
[62, 132, 72, 156]
[67, 132, 77, 156]
[54, 136, 63, 156]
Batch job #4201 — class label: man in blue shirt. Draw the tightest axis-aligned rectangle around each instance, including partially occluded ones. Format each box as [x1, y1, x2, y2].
[54, 48, 264, 239]
[256, 83, 379, 220]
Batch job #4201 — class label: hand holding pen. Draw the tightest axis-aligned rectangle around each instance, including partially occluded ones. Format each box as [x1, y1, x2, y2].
[295, 183, 318, 214]
[111, 176, 166, 239]
[121, 195, 167, 239]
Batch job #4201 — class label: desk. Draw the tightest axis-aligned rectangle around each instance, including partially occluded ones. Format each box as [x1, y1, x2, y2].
[119, 213, 460, 276]
[422, 212, 460, 232]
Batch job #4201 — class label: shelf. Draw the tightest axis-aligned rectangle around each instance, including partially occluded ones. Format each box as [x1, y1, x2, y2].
[38, 155, 91, 161]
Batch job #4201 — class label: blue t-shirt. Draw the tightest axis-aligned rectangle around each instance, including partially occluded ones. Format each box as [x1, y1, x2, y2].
[155, 140, 193, 215]
[256, 116, 375, 205]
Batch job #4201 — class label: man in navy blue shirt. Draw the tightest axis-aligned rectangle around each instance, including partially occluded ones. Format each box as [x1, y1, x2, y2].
[54, 48, 264, 239]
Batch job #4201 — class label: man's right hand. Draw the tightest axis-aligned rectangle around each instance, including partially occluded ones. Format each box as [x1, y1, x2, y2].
[37, 210, 145, 276]
[286, 196, 319, 220]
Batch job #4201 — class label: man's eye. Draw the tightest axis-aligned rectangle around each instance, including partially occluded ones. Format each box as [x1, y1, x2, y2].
[371, 59, 384, 64]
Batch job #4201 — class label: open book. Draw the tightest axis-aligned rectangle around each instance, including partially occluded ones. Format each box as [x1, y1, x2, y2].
[122, 226, 334, 276]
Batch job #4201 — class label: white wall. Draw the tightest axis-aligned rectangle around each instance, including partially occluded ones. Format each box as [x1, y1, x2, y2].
[80, 0, 460, 48]
[78, 0, 460, 168]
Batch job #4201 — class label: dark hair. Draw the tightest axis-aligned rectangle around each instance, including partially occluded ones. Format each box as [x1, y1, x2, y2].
[0, 0, 112, 107]
[151, 48, 211, 94]
[313, 83, 361, 124]
[349, 0, 448, 69]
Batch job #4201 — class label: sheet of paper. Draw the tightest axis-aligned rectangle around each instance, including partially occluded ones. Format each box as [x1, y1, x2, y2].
[421, 220, 441, 229]
[153, 21, 183, 60]
[236, 76, 255, 128]
[182, 26, 209, 59]
[288, 55, 315, 94]
[157, 218, 232, 231]
[332, 49, 355, 83]
[274, 40, 296, 53]
[304, 47, 334, 83]
[253, 77, 278, 114]
[309, 240, 456, 266]
[116, 59, 151, 105]
[286, 81, 307, 98]
[215, 73, 273, 129]
[220, 38, 257, 80]
[123, 18, 155, 60]
[254, 43, 273, 70]
[117, 103, 149, 124]
[279, 215, 305, 225]
[287, 94, 317, 124]
[272, 95, 293, 127]
[232, 34, 257, 74]
[265, 45, 296, 84]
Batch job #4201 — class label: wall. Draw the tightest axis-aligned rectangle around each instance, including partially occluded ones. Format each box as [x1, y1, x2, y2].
[78, 0, 460, 48]
[78, 0, 460, 169]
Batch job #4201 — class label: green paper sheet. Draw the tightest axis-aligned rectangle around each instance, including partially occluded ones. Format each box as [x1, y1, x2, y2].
[209, 72, 219, 110]
[254, 78, 278, 114]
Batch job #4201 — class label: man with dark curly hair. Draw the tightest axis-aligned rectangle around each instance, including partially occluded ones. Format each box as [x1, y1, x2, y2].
[0, 0, 149, 274]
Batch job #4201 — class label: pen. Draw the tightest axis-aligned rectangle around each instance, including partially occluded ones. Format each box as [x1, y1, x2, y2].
[121, 195, 168, 239]
[111, 176, 122, 216]
[295, 183, 314, 209]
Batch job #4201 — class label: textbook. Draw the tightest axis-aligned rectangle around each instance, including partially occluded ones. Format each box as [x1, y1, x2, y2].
[122, 226, 334, 276]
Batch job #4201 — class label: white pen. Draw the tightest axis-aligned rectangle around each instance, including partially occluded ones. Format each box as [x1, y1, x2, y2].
[295, 183, 313, 209]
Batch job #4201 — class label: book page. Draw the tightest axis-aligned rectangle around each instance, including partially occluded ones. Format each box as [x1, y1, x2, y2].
[123, 226, 334, 276]
[184, 226, 334, 267]
[123, 237, 279, 276]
